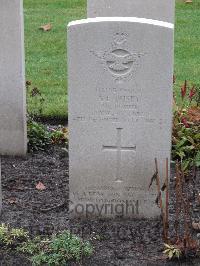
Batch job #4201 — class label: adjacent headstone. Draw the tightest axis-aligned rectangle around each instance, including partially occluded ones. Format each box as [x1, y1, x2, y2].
[87, 0, 175, 23]
[0, 168, 1, 213]
[68, 17, 174, 218]
[0, 0, 27, 156]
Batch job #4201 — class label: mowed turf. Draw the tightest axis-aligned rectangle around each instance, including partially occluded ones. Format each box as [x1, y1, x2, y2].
[24, 0, 86, 118]
[175, 0, 200, 88]
[24, 0, 200, 118]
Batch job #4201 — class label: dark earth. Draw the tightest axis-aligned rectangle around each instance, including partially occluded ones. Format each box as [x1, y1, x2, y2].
[0, 144, 199, 266]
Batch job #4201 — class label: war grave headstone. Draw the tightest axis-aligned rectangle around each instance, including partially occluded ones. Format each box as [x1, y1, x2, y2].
[87, 0, 175, 23]
[68, 18, 174, 218]
[0, 0, 27, 211]
[68, 3, 174, 219]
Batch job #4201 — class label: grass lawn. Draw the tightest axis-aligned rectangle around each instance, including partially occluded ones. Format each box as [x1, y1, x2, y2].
[175, 0, 200, 87]
[24, 0, 86, 118]
[24, 0, 200, 118]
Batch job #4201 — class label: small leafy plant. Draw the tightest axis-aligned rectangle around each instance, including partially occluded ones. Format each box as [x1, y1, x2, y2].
[163, 243, 182, 260]
[27, 119, 68, 152]
[172, 79, 200, 173]
[17, 236, 42, 255]
[50, 127, 68, 145]
[172, 121, 200, 171]
[0, 224, 29, 248]
[30, 231, 93, 266]
[0, 225, 93, 266]
[27, 119, 52, 152]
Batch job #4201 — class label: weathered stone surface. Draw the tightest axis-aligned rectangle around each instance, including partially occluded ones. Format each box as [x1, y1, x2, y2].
[0, 0, 27, 156]
[0, 160, 2, 213]
[87, 0, 175, 23]
[68, 18, 174, 218]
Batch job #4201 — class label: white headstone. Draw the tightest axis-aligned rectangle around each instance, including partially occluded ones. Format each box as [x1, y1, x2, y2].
[68, 17, 174, 218]
[0, 0, 27, 156]
[0, 159, 2, 212]
[87, 0, 175, 23]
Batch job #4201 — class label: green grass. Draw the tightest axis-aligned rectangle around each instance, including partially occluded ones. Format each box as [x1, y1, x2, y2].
[24, 0, 86, 118]
[175, 0, 200, 88]
[24, 0, 200, 118]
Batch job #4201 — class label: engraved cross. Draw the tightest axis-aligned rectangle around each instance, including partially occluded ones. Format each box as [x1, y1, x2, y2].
[103, 128, 136, 183]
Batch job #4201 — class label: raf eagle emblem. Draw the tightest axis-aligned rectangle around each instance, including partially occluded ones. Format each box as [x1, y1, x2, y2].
[91, 33, 144, 82]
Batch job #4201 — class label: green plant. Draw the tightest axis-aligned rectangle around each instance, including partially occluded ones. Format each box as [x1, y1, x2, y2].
[51, 127, 68, 145]
[17, 236, 43, 255]
[172, 121, 200, 171]
[0, 224, 29, 248]
[172, 80, 200, 173]
[163, 243, 182, 260]
[31, 231, 93, 266]
[0, 225, 93, 266]
[27, 119, 52, 152]
[27, 119, 68, 152]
